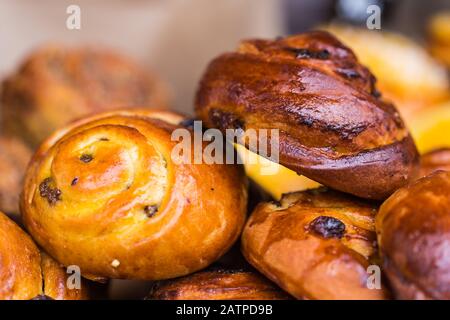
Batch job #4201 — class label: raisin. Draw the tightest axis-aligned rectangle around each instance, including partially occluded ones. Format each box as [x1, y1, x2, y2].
[144, 205, 158, 218]
[309, 216, 345, 239]
[80, 154, 93, 163]
[39, 178, 62, 205]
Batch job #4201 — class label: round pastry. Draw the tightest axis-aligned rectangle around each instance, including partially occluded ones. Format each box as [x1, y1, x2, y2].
[241, 187, 389, 300]
[195, 31, 419, 200]
[322, 24, 449, 122]
[0, 210, 89, 300]
[1, 45, 170, 146]
[420, 148, 450, 178]
[22, 109, 248, 281]
[0, 135, 31, 217]
[147, 268, 291, 300]
[376, 171, 450, 300]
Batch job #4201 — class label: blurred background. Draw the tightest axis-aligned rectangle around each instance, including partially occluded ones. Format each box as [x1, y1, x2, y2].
[0, 0, 449, 113]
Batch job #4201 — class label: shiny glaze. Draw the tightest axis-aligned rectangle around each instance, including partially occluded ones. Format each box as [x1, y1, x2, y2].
[22, 109, 248, 280]
[242, 187, 389, 300]
[0, 211, 88, 300]
[196, 31, 419, 200]
[148, 269, 291, 300]
[377, 171, 450, 299]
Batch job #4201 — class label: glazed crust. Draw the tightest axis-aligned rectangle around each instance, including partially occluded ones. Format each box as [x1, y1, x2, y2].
[0, 211, 88, 300]
[241, 187, 389, 300]
[420, 148, 450, 178]
[376, 171, 450, 300]
[1, 45, 170, 146]
[195, 31, 419, 200]
[22, 109, 248, 281]
[0, 135, 31, 216]
[148, 269, 291, 300]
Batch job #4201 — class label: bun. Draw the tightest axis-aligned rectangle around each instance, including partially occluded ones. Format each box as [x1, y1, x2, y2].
[0, 211, 88, 300]
[195, 31, 419, 200]
[0, 135, 31, 216]
[147, 269, 291, 300]
[241, 187, 389, 299]
[1, 46, 170, 146]
[376, 171, 450, 299]
[22, 109, 248, 280]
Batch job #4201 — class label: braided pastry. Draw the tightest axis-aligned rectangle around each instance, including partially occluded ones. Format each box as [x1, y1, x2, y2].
[195, 31, 419, 200]
[241, 187, 389, 300]
[147, 268, 291, 300]
[376, 171, 450, 299]
[0, 211, 88, 300]
[1, 45, 170, 146]
[22, 109, 248, 281]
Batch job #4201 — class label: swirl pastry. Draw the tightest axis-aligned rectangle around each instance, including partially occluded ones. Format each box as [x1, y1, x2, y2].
[0, 211, 89, 300]
[147, 268, 291, 300]
[376, 171, 450, 300]
[22, 109, 248, 281]
[195, 31, 419, 200]
[241, 187, 389, 300]
[1, 45, 170, 146]
[0, 135, 31, 217]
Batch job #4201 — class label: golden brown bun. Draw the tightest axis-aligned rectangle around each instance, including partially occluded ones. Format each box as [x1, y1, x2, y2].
[147, 268, 292, 300]
[195, 31, 419, 200]
[1, 45, 170, 146]
[376, 171, 450, 300]
[0, 135, 31, 216]
[242, 187, 389, 300]
[22, 109, 248, 281]
[420, 148, 450, 178]
[0, 211, 88, 300]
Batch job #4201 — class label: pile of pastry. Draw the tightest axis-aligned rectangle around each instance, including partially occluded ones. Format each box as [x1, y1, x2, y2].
[0, 30, 449, 300]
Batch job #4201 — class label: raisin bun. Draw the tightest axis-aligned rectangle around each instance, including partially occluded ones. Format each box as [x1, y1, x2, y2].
[241, 187, 390, 300]
[196, 31, 419, 200]
[0, 135, 31, 217]
[147, 268, 291, 300]
[376, 171, 450, 299]
[0, 210, 89, 300]
[21, 109, 248, 281]
[1, 45, 170, 146]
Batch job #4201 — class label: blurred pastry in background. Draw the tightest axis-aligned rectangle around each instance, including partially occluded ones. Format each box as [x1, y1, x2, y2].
[1, 45, 170, 146]
[420, 148, 450, 177]
[322, 24, 449, 123]
[408, 100, 450, 153]
[428, 12, 450, 69]
[0, 135, 31, 218]
[147, 268, 292, 300]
